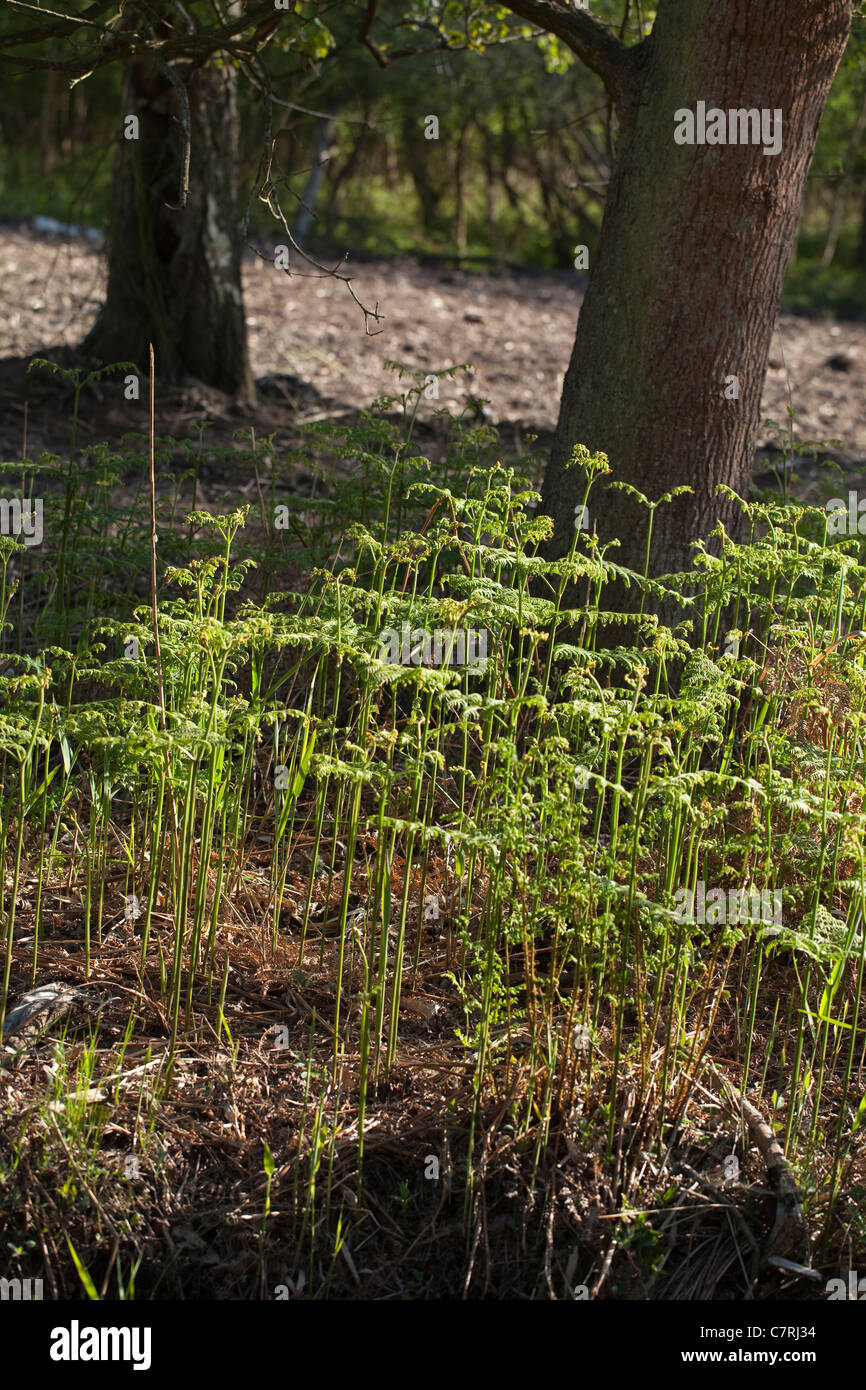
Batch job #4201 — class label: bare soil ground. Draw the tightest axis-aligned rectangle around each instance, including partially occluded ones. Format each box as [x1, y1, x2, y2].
[1, 221, 865, 490]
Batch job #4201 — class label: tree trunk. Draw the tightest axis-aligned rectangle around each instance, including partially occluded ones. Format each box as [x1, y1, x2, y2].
[83, 11, 253, 399]
[322, 105, 372, 238]
[821, 83, 866, 268]
[293, 113, 338, 247]
[404, 114, 447, 236]
[481, 124, 496, 247]
[455, 121, 471, 254]
[820, 179, 847, 270]
[520, 0, 852, 615]
[857, 187, 866, 269]
[40, 69, 61, 175]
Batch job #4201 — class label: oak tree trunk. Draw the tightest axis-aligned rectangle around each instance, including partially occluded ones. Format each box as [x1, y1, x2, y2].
[516, 0, 853, 617]
[83, 16, 254, 399]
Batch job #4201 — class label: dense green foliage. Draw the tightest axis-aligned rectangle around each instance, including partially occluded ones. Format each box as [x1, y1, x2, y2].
[1, 364, 865, 1295]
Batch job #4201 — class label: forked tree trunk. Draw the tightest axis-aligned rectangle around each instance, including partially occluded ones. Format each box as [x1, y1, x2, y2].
[504, 0, 853, 614]
[83, 9, 254, 399]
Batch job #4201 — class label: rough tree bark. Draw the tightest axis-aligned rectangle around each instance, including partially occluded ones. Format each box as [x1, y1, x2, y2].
[500, 0, 853, 612]
[83, 5, 254, 399]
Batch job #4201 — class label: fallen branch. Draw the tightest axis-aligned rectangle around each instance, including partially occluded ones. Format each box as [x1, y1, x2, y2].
[709, 1064, 810, 1265]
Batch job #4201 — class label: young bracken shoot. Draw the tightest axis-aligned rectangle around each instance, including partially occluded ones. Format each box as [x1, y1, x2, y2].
[1, 360, 864, 1299]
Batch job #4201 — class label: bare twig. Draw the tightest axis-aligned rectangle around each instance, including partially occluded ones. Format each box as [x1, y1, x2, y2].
[252, 181, 384, 335]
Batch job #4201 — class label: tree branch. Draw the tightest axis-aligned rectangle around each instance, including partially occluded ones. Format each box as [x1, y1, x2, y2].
[496, 0, 639, 107]
[357, 0, 385, 66]
[0, 0, 278, 57]
[0, 0, 118, 49]
[356, 0, 475, 66]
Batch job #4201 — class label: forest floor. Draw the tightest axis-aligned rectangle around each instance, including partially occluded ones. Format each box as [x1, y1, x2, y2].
[2, 221, 866, 1304]
[1, 220, 865, 495]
